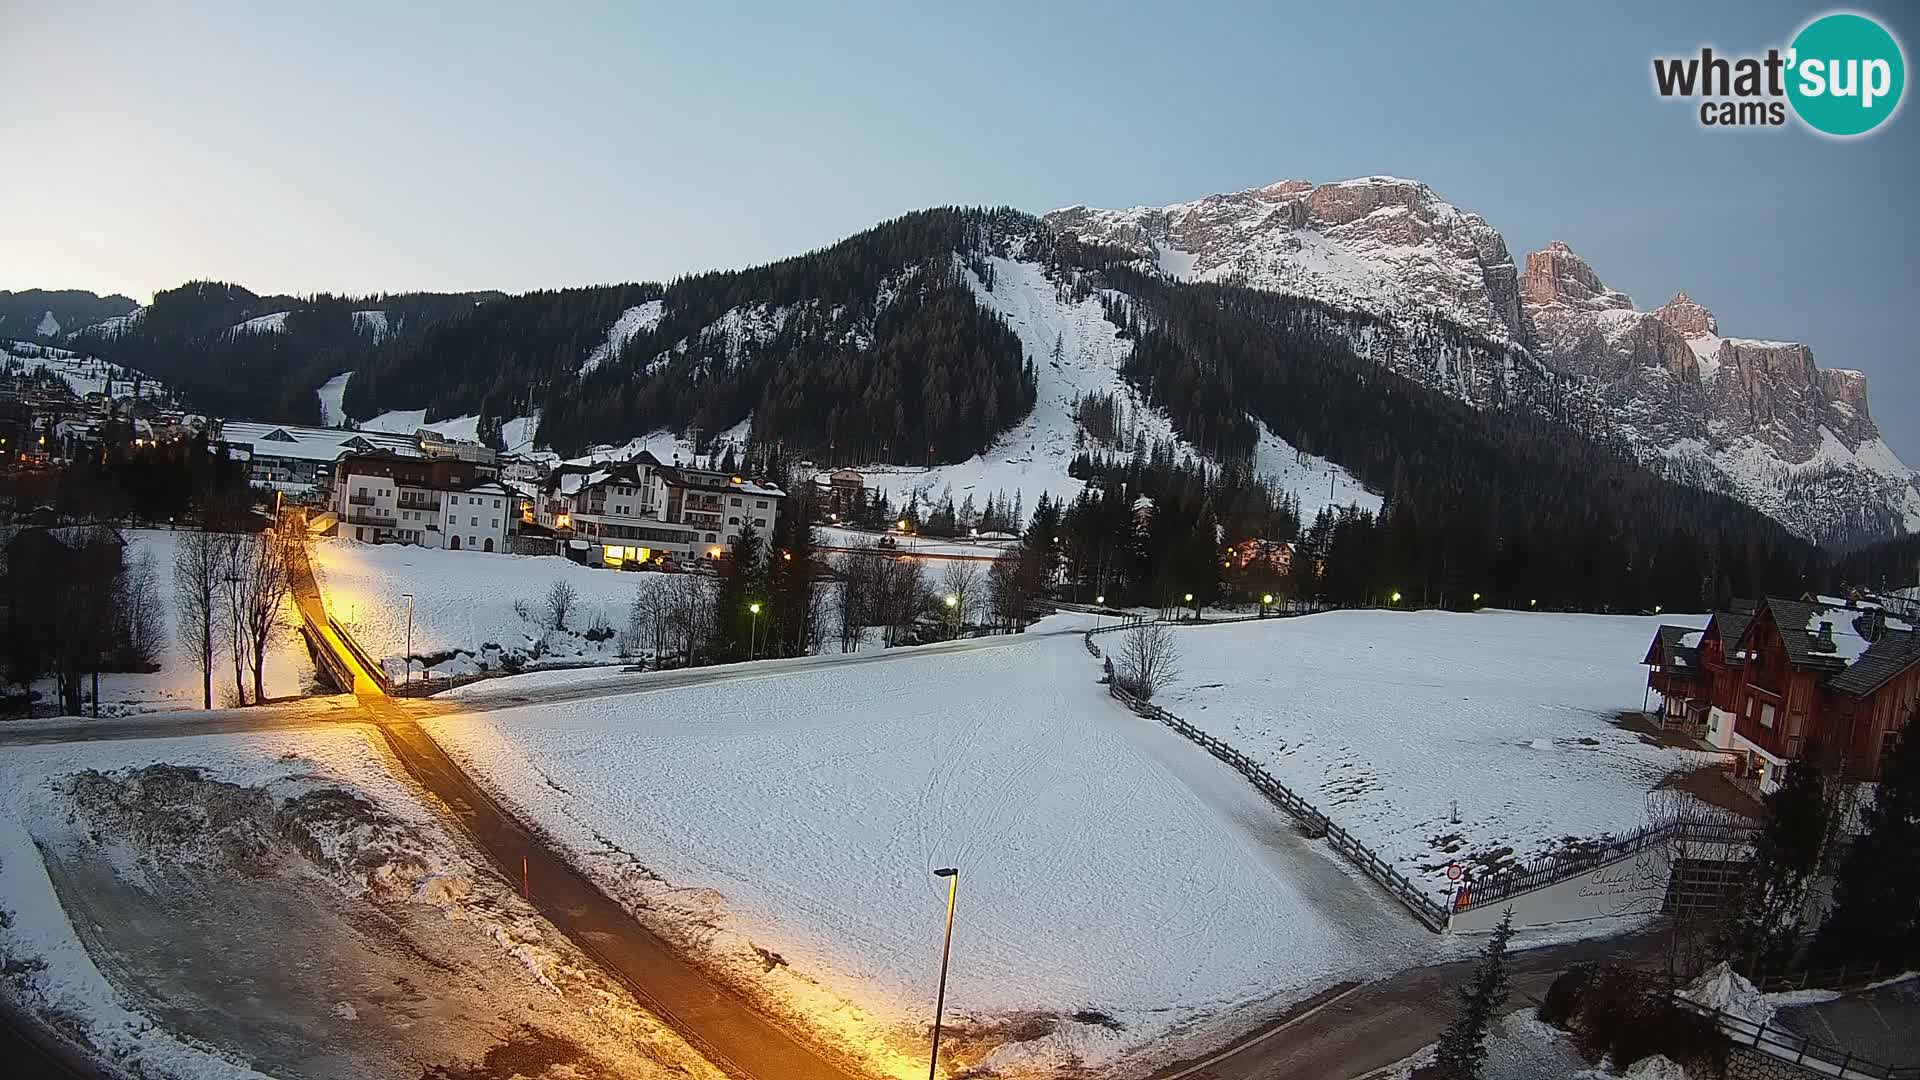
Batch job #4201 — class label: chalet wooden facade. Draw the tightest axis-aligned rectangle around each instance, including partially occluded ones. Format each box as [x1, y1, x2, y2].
[1644, 596, 1917, 792]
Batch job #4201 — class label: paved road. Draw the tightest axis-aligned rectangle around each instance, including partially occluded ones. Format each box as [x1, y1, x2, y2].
[1149, 929, 1662, 1080]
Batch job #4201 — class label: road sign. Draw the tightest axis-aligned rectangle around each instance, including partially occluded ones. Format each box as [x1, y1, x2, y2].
[1447, 862, 1464, 881]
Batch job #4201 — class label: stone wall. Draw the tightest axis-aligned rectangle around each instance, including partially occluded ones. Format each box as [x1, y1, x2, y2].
[1726, 1045, 1825, 1080]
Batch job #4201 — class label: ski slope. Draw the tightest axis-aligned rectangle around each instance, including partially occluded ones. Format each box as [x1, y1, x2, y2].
[421, 628, 1442, 1077]
[854, 255, 1378, 520]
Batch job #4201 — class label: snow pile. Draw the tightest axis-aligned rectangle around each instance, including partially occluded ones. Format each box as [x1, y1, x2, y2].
[581, 300, 665, 375]
[1161, 610, 1716, 901]
[0, 728, 725, 1079]
[422, 630, 1441, 1076]
[308, 539, 642, 678]
[1678, 962, 1772, 1026]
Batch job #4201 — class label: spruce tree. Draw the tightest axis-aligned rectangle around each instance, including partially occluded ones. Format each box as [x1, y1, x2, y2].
[1813, 721, 1920, 966]
[711, 523, 765, 661]
[1432, 910, 1514, 1080]
[1720, 745, 1833, 974]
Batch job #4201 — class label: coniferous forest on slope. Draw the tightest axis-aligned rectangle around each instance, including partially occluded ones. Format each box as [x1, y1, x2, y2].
[32, 206, 1881, 605]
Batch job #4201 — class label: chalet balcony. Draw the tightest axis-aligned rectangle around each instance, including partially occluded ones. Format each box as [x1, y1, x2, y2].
[346, 509, 396, 526]
[683, 511, 722, 529]
[348, 493, 377, 507]
[397, 495, 441, 512]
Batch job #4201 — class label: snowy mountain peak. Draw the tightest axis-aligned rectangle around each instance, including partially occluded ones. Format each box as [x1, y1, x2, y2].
[1045, 175, 1523, 343]
[1655, 292, 1719, 338]
[1519, 241, 1633, 311]
[1051, 175, 1915, 542]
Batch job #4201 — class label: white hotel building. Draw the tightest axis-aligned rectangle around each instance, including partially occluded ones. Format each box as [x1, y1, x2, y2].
[533, 451, 784, 565]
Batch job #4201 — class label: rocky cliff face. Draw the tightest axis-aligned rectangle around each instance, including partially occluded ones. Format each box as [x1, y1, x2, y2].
[1047, 179, 1919, 543]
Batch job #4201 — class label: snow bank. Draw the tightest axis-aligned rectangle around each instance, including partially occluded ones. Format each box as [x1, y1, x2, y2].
[0, 727, 724, 1080]
[1163, 610, 1715, 901]
[423, 631, 1440, 1076]
[1679, 962, 1772, 1026]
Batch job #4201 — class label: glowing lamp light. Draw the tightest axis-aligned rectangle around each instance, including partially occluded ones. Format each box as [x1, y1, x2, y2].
[1095, 594, 1105, 604]
[1183, 592, 1194, 603]
[1391, 591, 1403, 603]
[1262, 593, 1273, 605]
[897, 519, 908, 531]
[1472, 592, 1481, 603]
[1530, 598, 1539, 607]
[1654, 605, 1663, 614]
[944, 594, 958, 608]
[749, 602, 761, 614]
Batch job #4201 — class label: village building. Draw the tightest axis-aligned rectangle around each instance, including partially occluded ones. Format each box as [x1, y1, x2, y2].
[533, 452, 784, 566]
[328, 449, 513, 552]
[1644, 595, 1918, 795]
[218, 421, 423, 494]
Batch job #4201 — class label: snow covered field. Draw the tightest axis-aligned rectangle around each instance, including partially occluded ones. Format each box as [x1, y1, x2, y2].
[421, 629, 1446, 1077]
[308, 539, 638, 679]
[1158, 610, 1715, 901]
[33, 529, 314, 716]
[0, 727, 722, 1080]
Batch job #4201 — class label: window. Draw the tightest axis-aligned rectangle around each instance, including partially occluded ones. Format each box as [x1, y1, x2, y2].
[493, 499, 501, 509]
[470, 516, 479, 527]
[755, 518, 766, 528]
[728, 516, 739, 525]
[357, 486, 367, 497]
[1760, 703, 1776, 729]
[731, 497, 742, 506]
[468, 536, 477, 547]
[756, 500, 767, 509]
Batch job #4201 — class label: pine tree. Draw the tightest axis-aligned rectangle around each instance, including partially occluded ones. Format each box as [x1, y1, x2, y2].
[711, 523, 765, 661]
[1721, 746, 1834, 974]
[1431, 910, 1514, 1080]
[1813, 721, 1920, 966]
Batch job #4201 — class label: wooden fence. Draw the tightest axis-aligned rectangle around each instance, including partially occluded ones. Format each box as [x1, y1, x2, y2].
[1087, 627, 1452, 931]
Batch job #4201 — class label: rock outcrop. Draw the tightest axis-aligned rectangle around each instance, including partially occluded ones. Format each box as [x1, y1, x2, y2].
[1047, 178, 1920, 542]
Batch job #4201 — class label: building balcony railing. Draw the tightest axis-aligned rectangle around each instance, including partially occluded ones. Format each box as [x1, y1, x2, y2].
[348, 493, 377, 506]
[346, 510, 396, 526]
[683, 512, 722, 529]
[397, 497, 441, 512]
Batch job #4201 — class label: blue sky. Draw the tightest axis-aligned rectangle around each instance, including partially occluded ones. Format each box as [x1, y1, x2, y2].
[3, 1, 1916, 458]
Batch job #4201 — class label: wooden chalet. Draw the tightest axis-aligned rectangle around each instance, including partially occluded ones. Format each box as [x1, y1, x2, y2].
[1643, 596, 1917, 793]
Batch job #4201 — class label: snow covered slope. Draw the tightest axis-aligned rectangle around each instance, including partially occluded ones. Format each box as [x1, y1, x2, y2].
[315, 371, 351, 427]
[856, 252, 1379, 519]
[423, 628, 1441, 1077]
[581, 300, 664, 375]
[1050, 177, 1917, 543]
[1, 340, 169, 400]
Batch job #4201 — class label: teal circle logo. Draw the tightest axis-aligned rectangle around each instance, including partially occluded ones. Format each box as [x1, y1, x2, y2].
[1788, 13, 1905, 136]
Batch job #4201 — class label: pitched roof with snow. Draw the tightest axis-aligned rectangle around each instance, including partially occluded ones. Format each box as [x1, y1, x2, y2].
[220, 420, 421, 463]
[1827, 630, 1920, 698]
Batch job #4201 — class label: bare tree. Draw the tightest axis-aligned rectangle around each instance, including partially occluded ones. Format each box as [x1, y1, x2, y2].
[940, 560, 982, 633]
[174, 527, 226, 710]
[236, 529, 293, 704]
[117, 550, 164, 670]
[218, 532, 249, 704]
[836, 547, 885, 652]
[1114, 622, 1180, 701]
[546, 579, 579, 631]
[988, 549, 1033, 632]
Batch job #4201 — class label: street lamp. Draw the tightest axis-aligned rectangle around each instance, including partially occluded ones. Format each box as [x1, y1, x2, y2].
[402, 593, 414, 684]
[1472, 592, 1481, 606]
[928, 867, 960, 1080]
[1261, 592, 1273, 618]
[748, 601, 762, 661]
[943, 592, 958, 638]
[1391, 590, 1402, 605]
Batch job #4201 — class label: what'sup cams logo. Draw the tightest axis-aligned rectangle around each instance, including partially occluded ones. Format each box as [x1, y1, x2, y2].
[1653, 12, 1905, 136]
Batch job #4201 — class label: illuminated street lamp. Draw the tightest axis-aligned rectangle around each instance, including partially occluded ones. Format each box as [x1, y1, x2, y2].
[1653, 605, 1663, 614]
[928, 867, 960, 1080]
[1261, 592, 1273, 618]
[1530, 598, 1538, 608]
[943, 593, 959, 638]
[748, 601, 762, 661]
[1472, 592, 1481, 606]
[1391, 590, 1403, 605]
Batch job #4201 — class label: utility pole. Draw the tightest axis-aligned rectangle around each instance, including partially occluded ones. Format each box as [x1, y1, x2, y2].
[928, 867, 959, 1080]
